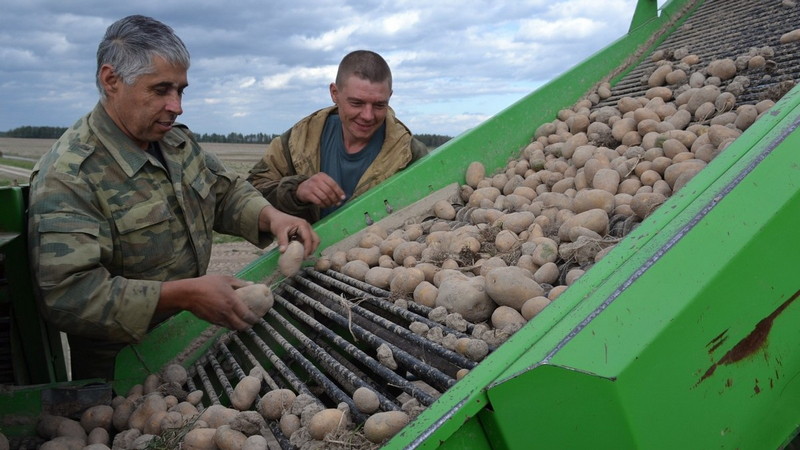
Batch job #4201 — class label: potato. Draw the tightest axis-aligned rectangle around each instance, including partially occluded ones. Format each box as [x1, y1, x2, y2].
[346, 245, 381, 266]
[341, 260, 370, 281]
[494, 230, 519, 253]
[353, 387, 381, 414]
[236, 283, 273, 318]
[485, 267, 544, 310]
[389, 267, 425, 295]
[413, 281, 438, 307]
[363, 411, 410, 444]
[435, 276, 495, 322]
[498, 211, 535, 234]
[491, 306, 526, 329]
[533, 262, 560, 285]
[433, 200, 456, 220]
[214, 425, 248, 450]
[392, 241, 426, 265]
[182, 428, 217, 450]
[365, 266, 394, 289]
[330, 250, 346, 272]
[278, 240, 305, 277]
[40, 436, 87, 449]
[161, 363, 188, 385]
[308, 408, 348, 440]
[359, 231, 384, 248]
[186, 390, 204, 406]
[454, 337, 490, 361]
[112, 398, 135, 431]
[128, 394, 167, 431]
[143, 410, 167, 435]
[143, 373, 160, 394]
[557, 209, 609, 242]
[314, 257, 332, 271]
[630, 192, 667, 220]
[199, 404, 238, 428]
[259, 389, 296, 420]
[230, 375, 262, 411]
[87, 427, 109, 446]
[279, 414, 301, 437]
[572, 189, 614, 214]
[80, 405, 113, 432]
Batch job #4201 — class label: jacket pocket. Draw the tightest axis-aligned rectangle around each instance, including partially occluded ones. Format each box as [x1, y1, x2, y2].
[113, 201, 175, 276]
[36, 213, 101, 285]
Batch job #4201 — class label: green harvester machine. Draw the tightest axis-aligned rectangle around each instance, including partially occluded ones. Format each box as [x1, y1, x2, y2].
[2, 0, 800, 448]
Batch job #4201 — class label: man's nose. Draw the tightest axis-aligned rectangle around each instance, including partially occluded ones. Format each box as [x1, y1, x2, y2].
[166, 93, 183, 115]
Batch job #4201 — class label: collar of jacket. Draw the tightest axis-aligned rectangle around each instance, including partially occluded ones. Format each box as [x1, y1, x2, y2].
[89, 102, 188, 178]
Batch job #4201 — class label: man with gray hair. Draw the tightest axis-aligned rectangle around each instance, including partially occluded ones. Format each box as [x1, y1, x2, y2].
[247, 50, 429, 223]
[28, 15, 319, 380]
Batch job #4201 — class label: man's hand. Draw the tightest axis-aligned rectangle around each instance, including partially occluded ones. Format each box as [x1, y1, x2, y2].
[296, 172, 346, 208]
[258, 205, 320, 256]
[159, 275, 259, 330]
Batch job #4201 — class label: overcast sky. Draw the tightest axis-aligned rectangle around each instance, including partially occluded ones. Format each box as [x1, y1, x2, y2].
[1, 1, 649, 138]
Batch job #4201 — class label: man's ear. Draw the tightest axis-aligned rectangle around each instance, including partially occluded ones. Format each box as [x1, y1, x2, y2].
[329, 82, 338, 104]
[98, 64, 120, 96]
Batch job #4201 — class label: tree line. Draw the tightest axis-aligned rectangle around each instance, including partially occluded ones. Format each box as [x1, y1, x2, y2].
[1, 126, 452, 148]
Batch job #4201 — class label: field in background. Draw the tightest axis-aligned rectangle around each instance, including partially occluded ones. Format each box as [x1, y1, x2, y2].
[0, 138, 265, 185]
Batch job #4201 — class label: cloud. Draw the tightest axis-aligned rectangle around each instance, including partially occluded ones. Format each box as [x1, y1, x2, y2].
[0, 0, 645, 137]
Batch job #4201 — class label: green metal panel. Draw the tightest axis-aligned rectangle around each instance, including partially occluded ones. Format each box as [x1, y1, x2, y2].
[0, 186, 66, 385]
[482, 84, 800, 448]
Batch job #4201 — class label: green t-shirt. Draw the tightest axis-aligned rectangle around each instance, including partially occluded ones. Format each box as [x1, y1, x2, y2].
[320, 114, 385, 217]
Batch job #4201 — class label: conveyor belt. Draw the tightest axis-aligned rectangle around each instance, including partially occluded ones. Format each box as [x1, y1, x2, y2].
[596, 0, 800, 109]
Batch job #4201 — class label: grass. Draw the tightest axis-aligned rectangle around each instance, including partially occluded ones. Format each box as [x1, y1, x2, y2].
[0, 157, 35, 170]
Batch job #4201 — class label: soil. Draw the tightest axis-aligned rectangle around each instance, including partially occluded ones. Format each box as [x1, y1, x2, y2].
[207, 240, 275, 276]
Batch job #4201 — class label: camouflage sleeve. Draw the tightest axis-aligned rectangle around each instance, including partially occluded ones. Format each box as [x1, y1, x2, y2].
[200, 149, 273, 247]
[28, 169, 160, 343]
[410, 136, 431, 162]
[245, 134, 314, 218]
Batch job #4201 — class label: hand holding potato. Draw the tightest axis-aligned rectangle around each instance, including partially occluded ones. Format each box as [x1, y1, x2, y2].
[258, 205, 319, 256]
[158, 275, 259, 331]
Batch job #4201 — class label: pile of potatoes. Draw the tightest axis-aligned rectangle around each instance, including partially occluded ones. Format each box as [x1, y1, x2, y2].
[27, 365, 411, 449]
[317, 43, 792, 370]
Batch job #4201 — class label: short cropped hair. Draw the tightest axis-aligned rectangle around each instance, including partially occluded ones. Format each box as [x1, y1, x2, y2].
[96, 15, 190, 100]
[335, 50, 392, 91]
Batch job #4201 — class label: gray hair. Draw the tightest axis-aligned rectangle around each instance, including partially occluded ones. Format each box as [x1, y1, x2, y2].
[96, 15, 190, 101]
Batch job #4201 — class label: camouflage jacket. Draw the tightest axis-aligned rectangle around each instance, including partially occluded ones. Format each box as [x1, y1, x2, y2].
[28, 103, 272, 343]
[246, 106, 429, 223]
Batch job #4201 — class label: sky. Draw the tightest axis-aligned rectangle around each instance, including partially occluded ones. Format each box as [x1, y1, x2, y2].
[0, 0, 651, 138]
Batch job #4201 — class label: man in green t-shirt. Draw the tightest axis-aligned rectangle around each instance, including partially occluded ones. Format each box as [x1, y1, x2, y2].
[247, 50, 429, 223]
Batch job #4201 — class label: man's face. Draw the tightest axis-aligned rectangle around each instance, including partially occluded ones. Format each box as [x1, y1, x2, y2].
[102, 56, 188, 149]
[330, 75, 392, 147]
